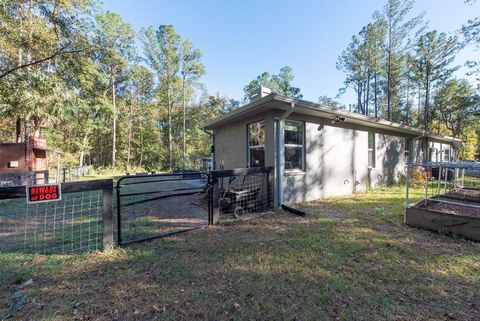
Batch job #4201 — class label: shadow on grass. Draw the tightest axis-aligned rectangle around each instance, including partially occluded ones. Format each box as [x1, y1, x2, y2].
[3, 208, 479, 321]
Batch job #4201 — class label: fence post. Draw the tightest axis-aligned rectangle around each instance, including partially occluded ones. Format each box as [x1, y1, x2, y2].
[267, 168, 273, 209]
[102, 185, 114, 249]
[208, 177, 220, 225]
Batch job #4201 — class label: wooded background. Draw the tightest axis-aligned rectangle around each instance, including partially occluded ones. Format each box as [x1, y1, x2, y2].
[0, 0, 479, 173]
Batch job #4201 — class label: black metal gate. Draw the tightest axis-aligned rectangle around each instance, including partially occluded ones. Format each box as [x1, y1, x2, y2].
[116, 172, 210, 245]
[116, 167, 274, 245]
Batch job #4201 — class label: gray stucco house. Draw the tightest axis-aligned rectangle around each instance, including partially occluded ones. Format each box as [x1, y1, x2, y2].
[204, 87, 463, 206]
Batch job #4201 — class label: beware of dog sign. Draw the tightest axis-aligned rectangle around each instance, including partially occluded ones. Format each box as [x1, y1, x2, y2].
[27, 184, 62, 204]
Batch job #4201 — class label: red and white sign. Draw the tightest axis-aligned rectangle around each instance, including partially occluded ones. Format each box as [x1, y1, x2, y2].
[26, 184, 62, 204]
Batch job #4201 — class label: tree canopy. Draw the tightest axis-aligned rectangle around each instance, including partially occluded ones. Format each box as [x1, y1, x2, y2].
[0, 0, 478, 170]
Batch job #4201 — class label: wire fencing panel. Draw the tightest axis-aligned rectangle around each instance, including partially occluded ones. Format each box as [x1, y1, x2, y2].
[0, 170, 49, 187]
[117, 173, 209, 245]
[405, 162, 480, 241]
[209, 167, 274, 224]
[405, 163, 480, 208]
[0, 180, 113, 254]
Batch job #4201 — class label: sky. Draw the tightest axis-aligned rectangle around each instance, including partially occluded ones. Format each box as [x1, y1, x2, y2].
[102, 0, 479, 105]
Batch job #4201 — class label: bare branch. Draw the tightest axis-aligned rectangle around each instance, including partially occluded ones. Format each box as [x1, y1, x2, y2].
[0, 45, 83, 79]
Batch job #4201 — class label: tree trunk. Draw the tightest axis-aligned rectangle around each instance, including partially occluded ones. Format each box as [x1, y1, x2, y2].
[111, 70, 117, 166]
[357, 83, 362, 114]
[16, 118, 22, 142]
[387, 54, 392, 121]
[424, 69, 430, 131]
[126, 96, 135, 172]
[79, 133, 88, 167]
[374, 72, 378, 118]
[386, 23, 392, 121]
[139, 132, 143, 169]
[167, 84, 173, 172]
[362, 78, 367, 115]
[365, 72, 370, 116]
[24, 120, 30, 170]
[182, 74, 186, 170]
[405, 83, 410, 125]
[418, 84, 422, 126]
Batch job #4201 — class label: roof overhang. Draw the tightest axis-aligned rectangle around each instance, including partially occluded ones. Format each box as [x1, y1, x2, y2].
[204, 94, 464, 148]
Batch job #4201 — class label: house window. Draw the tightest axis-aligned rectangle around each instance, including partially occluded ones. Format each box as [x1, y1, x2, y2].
[248, 121, 265, 167]
[284, 120, 304, 171]
[405, 139, 412, 160]
[444, 148, 450, 162]
[368, 132, 376, 168]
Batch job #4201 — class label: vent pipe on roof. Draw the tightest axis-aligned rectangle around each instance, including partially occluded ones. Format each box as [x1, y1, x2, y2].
[250, 86, 271, 101]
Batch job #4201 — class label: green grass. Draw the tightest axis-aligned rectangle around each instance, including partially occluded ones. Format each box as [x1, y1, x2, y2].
[0, 174, 203, 255]
[1, 185, 479, 320]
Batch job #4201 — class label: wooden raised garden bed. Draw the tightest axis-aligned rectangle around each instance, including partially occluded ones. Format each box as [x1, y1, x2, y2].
[405, 198, 480, 241]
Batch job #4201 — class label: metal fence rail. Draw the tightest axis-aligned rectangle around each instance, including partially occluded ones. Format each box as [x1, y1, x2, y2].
[0, 170, 49, 186]
[405, 162, 480, 209]
[0, 167, 275, 254]
[0, 180, 113, 254]
[60, 165, 94, 182]
[208, 167, 274, 224]
[405, 162, 480, 241]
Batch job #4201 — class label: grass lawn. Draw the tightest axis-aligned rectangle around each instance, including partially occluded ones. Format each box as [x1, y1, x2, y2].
[1, 186, 479, 320]
[0, 174, 205, 255]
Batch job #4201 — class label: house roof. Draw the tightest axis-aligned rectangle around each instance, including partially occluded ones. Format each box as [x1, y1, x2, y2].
[204, 93, 464, 148]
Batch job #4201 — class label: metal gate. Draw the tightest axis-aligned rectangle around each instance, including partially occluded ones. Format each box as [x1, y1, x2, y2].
[116, 172, 210, 245]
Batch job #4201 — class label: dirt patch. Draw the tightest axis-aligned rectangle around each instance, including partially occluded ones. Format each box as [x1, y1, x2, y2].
[445, 188, 480, 203]
[419, 200, 480, 218]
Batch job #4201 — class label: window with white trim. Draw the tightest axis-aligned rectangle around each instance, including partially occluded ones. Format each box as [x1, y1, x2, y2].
[284, 120, 304, 171]
[368, 132, 376, 168]
[247, 121, 265, 167]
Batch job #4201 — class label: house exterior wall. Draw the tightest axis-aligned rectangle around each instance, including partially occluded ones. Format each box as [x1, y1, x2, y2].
[284, 123, 367, 203]
[282, 117, 408, 204]
[211, 108, 453, 205]
[371, 133, 407, 186]
[212, 111, 275, 170]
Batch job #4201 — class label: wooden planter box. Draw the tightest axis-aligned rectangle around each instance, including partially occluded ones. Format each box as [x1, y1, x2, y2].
[405, 206, 480, 242]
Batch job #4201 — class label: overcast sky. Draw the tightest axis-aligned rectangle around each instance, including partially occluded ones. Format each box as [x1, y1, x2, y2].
[103, 0, 479, 104]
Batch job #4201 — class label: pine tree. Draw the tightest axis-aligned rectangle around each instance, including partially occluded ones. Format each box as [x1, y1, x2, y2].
[411, 31, 459, 130]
